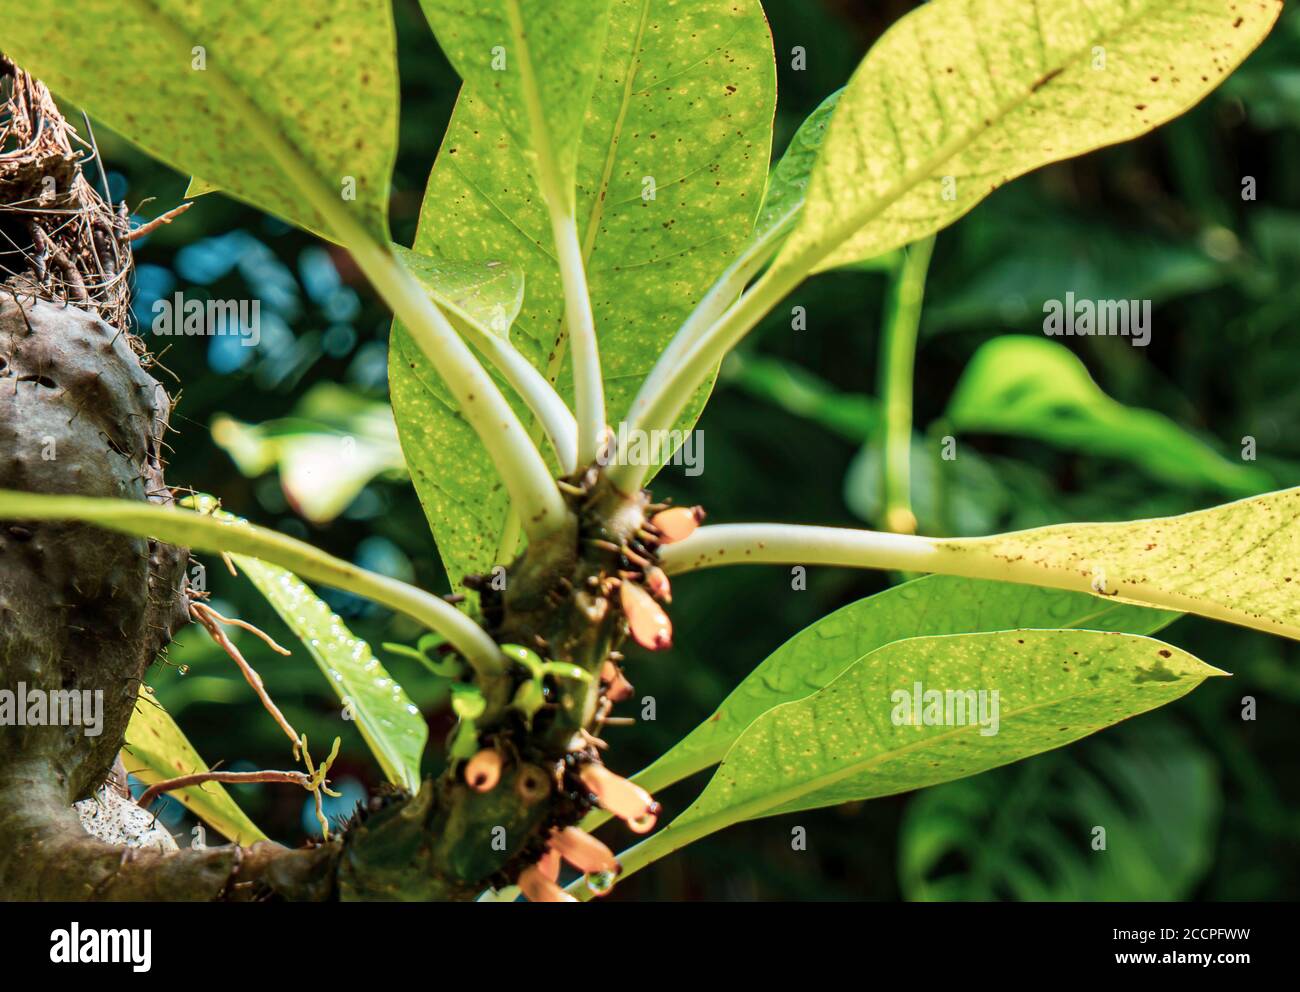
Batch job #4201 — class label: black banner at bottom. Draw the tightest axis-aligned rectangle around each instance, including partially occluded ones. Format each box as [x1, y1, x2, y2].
[0, 900, 1285, 979]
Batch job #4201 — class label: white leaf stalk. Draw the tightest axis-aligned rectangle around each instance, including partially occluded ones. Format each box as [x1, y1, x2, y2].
[503, 0, 606, 468]
[551, 214, 606, 466]
[659, 523, 1300, 641]
[444, 309, 579, 474]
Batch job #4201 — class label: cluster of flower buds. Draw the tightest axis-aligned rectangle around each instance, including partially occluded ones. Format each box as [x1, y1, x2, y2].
[615, 504, 704, 651]
[518, 825, 623, 903]
[503, 503, 704, 903]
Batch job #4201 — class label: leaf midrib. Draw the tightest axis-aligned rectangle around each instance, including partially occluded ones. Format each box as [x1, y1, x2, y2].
[580, 0, 652, 265]
[127, 0, 390, 247]
[674, 651, 1201, 838]
[789, 0, 1175, 275]
[675, 596, 1175, 774]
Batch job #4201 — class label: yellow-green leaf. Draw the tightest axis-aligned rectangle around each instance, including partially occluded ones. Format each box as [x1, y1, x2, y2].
[393, 0, 776, 586]
[184, 175, 220, 198]
[617, 630, 1221, 881]
[0, 0, 398, 241]
[756, 89, 840, 244]
[939, 486, 1300, 640]
[393, 248, 525, 338]
[125, 690, 268, 845]
[419, 0, 614, 211]
[946, 335, 1273, 497]
[777, 0, 1281, 277]
[231, 554, 428, 794]
[630, 575, 1176, 799]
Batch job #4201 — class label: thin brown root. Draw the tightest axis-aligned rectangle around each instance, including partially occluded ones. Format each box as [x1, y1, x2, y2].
[189, 601, 300, 750]
[193, 603, 292, 655]
[136, 769, 311, 808]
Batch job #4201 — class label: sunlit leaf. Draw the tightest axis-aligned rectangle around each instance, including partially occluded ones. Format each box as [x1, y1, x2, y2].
[231, 554, 428, 793]
[184, 175, 220, 198]
[393, 248, 525, 338]
[756, 89, 840, 243]
[776, 0, 1281, 277]
[629, 630, 1221, 873]
[419, 0, 613, 211]
[633, 576, 1176, 797]
[393, 0, 776, 586]
[939, 485, 1300, 640]
[124, 689, 269, 845]
[0, 0, 399, 241]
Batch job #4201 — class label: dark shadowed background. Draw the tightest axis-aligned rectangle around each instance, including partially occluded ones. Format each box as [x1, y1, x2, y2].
[78, 0, 1300, 900]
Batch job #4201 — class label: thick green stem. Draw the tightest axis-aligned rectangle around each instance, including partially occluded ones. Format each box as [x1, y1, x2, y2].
[877, 236, 934, 536]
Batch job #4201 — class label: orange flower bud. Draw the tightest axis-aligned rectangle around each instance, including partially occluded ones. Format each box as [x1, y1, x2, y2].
[537, 846, 561, 882]
[551, 826, 620, 875]
[650, 505, 704, 543]
[579, 763, 655, 824]
[465, 748, 502, 793]
[606, 669, 634, 702]
[519, 864, 577, 903]
[644, 565, 672, 603]
[628, 802, 662, 834]
[620, 580, 672, 650]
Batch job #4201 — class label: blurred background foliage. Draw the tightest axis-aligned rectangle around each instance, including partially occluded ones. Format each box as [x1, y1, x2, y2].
[79, 0, 1300, 898]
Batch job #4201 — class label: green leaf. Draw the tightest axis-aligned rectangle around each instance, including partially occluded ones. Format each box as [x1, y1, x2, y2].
[125, 690, 269, 845]
[635, 575, 1176, 796]
[393, 248, 525, 338]
[946, 336, 1271, 496]
[775, 0, 1281, 277]
[419, 0, 613, 211]
[940, 485, 1300, 640]
[212, 384, 407, 524]
[630, 630, 1221, 873]
[0, 0, 398, 241]
[899, 719, 1218, 900]
[756, 89, 840, 243]
[184, 175, 220, 198]
[392, 0, 776, 586]
[231, 554, 428, 793]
